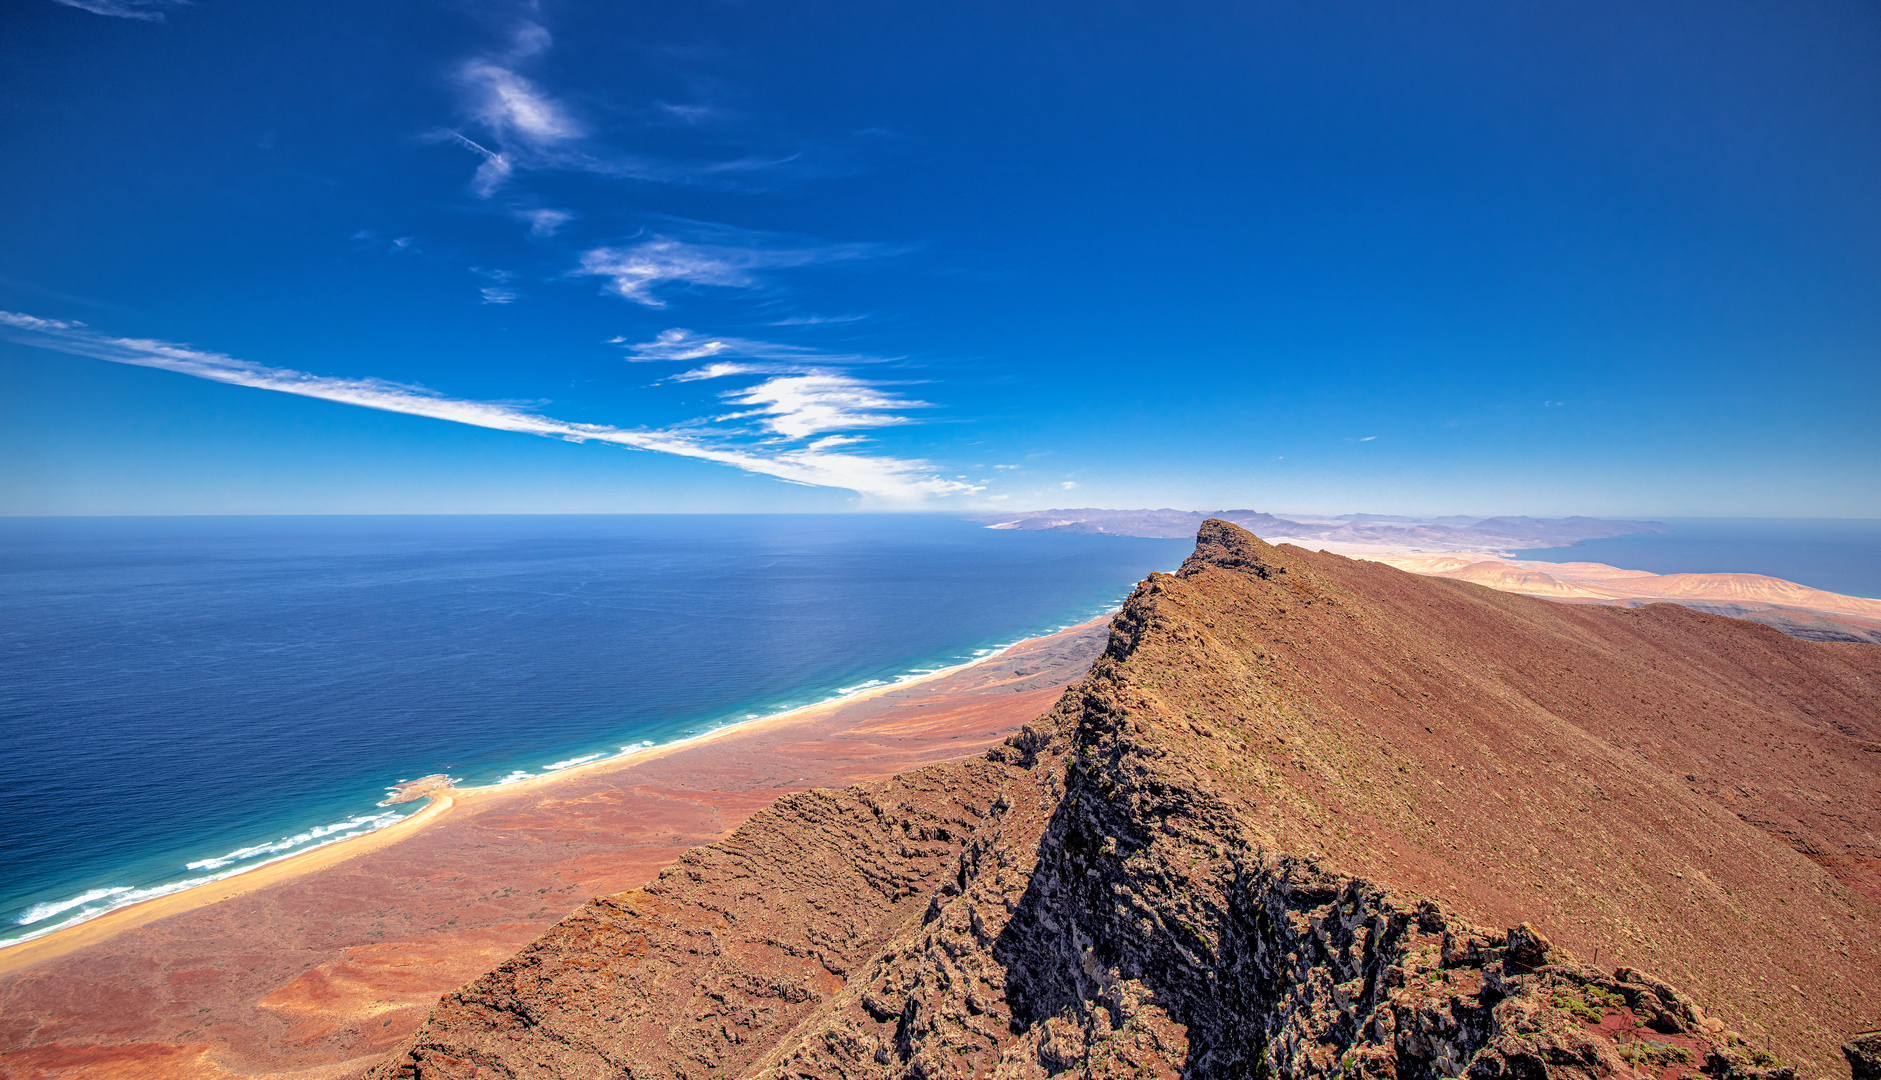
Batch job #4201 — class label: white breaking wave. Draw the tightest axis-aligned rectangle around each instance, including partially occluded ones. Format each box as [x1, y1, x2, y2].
[1, 808, 413, 948]
[14, 886, 135, 925]
[185, 811, 402, 870]
[3, 614, 1112, 953]
[541, 752, 605, 771]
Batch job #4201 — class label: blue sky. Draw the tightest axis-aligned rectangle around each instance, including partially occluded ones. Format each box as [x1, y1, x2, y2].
[2, 0, 1877, 516]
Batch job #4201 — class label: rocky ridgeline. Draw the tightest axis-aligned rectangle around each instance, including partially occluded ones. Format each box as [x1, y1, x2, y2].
[370, 522, 1879, 1080]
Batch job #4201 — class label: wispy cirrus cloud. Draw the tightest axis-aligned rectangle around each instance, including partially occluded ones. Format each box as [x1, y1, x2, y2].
[444, 132, 515, 198]
[575, 232, 879, 307]
[52, 0, 185, 20]
[665, 361, 782, 383]
[612, 328, 925, 442]
[462, 60, 582, 147]
[515, 208, 574, 237]
[442, 22, 812, 198]
[0, 311, 974, 504]
[768, 313, 867, 327]
[716, 373, 930, 439]
[615, 328, 884, 366]
[613, 331, 908, 428]
[443, 23, 606, 197]
[575, 240, 765, 306]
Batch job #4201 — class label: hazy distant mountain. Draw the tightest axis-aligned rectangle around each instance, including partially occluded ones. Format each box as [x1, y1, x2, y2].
[970, 508, 1664, 551]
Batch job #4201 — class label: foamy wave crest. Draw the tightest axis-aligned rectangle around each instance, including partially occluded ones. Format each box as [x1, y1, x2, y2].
[496, 770, 536, 784]
[2, 807, 413, 947]
[7, 866, 264, 946]
[837, 678, 887, 694]
[15, 886, 135, 925]
[185, 811, 402, 871]
[541, 752, 605, 772]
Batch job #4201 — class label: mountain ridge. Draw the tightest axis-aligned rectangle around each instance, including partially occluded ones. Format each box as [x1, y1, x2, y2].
[370, 523, 1880, 1080]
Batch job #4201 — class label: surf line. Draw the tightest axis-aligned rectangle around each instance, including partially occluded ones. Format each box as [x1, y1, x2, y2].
[0, 791, 456, 977]
[0, 611, 1115, 966]
[474, 603, 1117, 790]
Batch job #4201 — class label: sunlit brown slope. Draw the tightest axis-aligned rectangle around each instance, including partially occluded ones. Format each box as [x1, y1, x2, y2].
[371, 523, 1880, 1080]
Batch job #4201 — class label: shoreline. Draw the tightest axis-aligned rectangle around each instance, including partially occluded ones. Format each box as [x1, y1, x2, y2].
[0, 613, 1112, 979]
[0, 792, 456, 978]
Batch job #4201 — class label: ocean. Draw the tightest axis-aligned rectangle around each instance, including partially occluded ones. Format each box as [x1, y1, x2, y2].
[0, 515, 1191, 946]
[1514, 517, 1881, 600]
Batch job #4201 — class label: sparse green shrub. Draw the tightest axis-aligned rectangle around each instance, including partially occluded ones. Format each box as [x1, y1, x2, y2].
[1588, 987, 1627, 1010]
[1553, 985, 1629, 1023]
[1551, 991, 1604, 1024]
[1618, 1039, 1691, 1070]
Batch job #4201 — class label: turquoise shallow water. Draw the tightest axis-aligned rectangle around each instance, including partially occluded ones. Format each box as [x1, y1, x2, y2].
[1515, 518, 1881, 599]
[0, 514, 1191, 946]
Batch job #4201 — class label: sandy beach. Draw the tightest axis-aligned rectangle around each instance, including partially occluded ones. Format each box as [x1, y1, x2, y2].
[0, 616, 1111, 1080]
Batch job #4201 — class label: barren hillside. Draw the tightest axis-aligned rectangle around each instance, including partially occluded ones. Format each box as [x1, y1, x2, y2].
[372, 523, 1880, 1080]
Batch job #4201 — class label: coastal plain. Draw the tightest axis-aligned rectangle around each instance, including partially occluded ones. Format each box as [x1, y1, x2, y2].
[0, 620, 1112, 1079]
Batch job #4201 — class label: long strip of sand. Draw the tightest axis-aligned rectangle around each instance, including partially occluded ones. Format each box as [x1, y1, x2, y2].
[0, 622, 1095, 979]
[0, 616, 1111, 1080]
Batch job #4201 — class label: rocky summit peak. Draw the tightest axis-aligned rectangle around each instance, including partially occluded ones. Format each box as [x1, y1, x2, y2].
[1176, 518, 1288, 581]
[372, 528, 1880, 1080]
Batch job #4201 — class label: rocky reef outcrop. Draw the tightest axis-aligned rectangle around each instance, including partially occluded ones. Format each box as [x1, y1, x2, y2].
[371, 523, 1881, 1080]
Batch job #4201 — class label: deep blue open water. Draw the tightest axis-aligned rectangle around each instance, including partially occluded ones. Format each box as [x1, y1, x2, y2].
[0, 515, 1190, 946]
[1515, 518, 1881, 599]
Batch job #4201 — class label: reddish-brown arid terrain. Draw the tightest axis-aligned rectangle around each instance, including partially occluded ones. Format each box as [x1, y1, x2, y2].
[366, 524, 1879, 1080]
[0, 621, 1109, 1080]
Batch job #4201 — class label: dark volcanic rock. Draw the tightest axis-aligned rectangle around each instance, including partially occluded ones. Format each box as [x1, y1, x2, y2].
[1846, 1032, 1881, 1080]
[371, 523, 1880, 1080]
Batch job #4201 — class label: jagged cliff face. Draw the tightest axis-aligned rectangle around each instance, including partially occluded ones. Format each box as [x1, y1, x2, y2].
[372, 523, 1881, 1080]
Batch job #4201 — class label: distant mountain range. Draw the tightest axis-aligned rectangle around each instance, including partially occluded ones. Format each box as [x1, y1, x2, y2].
[971, 508, 1665, 551]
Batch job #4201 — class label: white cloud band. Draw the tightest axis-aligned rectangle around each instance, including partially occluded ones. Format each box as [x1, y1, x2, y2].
[0, 311, 976, 504]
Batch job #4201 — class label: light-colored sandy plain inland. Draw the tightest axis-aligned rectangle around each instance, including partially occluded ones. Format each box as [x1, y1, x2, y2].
[0, 618, 1113, 1080]
[1354, 551, 1881, 643]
